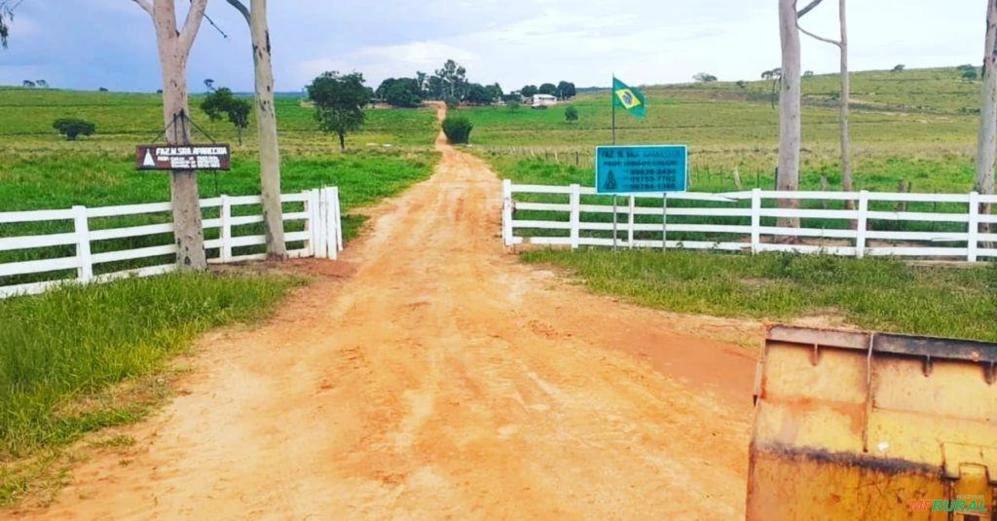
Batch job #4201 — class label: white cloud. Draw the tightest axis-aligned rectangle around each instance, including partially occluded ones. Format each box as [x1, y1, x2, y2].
[0, 0, 987, 92]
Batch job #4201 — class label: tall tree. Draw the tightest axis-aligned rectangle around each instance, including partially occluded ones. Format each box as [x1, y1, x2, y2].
[132, 0, 210, 269]
[0, 0, 15, 48]
[434, 59, 467, 100]
[977, 0, 997, 221]
[777, 0, 803, 228]
[776, 0, 830, 229]
[201, 87, 251, 144]
[307, 71, 371, 151]
[797, 0, 853, 203]
[223, 0, 286, 258]
[556, 81, 576, 99]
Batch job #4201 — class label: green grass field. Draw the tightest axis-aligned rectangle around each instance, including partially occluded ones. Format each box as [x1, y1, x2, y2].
[0, 89, 442, 286]
[523, 250, 997, 342]
[0, 272, 302, 504]
[462, 67, 997, 343]
[0, 87, 441, 503]
[462, 66, 981, 194]
[3, 67, 996, 504]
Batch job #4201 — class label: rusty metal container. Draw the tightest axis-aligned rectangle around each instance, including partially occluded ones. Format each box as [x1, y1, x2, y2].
[747, 325, 997, 520]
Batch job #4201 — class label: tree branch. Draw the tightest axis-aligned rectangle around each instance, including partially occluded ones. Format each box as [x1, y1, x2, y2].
[130, 0, 153, 17]
[223, 0, 250, 25]
[797, 21, 842, 47]
[797, 0, 825, 18]
[178, 0, 208, 53]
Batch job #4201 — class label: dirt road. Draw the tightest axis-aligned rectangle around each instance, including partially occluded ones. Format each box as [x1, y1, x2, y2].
[15, 106, 756, 520]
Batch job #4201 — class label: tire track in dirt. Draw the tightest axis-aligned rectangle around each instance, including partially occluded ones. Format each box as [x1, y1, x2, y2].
[12, 104, 757, 521]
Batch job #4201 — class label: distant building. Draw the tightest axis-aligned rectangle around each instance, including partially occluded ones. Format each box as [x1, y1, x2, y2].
[531, 94, 557, 109]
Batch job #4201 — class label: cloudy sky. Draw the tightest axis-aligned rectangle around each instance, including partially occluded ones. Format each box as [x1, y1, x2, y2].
[0, 1, 984, 93]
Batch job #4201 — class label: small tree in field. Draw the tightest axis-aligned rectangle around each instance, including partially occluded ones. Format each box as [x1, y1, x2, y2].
[892, 64, 905, 73]
[964, 69, 979, 81]
[693, 72, 718, 82]
[564, 105, 579, 122]
[441, 116, 473, 144]
[53, 118, 96, 141]
[307, 71, 371, 151]
[21, 80, 34, 88]
[201, 87, 252, 144]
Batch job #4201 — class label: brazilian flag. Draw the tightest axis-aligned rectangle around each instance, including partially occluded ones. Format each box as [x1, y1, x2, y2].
[613, 77, 646, 119]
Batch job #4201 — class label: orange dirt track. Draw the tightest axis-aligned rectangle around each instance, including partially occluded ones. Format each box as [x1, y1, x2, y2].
[13, 106, 758, 520]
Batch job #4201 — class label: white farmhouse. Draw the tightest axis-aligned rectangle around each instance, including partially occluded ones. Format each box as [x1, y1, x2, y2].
[531, 94, 558, 108]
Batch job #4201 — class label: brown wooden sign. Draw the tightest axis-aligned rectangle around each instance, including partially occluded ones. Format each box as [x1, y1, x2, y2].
[136, 145, 231, 171]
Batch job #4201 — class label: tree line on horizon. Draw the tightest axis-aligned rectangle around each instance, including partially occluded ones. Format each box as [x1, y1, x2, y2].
[370, 59, 576, 108]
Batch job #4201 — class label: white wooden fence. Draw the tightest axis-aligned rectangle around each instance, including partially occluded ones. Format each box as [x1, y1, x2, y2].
[502, 181, 997, 262]
[0, 187, 344, 299]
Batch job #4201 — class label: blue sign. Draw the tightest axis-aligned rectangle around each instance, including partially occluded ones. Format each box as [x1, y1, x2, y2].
[595, 145, 688, 194]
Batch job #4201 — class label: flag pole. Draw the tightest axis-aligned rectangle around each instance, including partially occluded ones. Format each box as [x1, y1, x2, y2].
[611, 75, 617, 145]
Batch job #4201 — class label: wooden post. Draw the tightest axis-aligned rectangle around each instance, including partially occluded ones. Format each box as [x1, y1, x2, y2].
[301, 190, 314, 258]
[856, 190, 869, 258]
[569, 184, 581, 249]
[331, 186, 343, 256]
[751, 189, 762, 254]
[315, 188, 327, 259]
[662, 193, 668, 252]
[220, 194, 232, 262]
[73, 205, 93, 282]
[502, 179, 514, 247]
[968, 191, 980, 262]
[627, 195, 635, 248]
[612, 196, 618, 251]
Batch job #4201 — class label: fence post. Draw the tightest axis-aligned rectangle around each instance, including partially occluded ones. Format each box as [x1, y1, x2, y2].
[322, 187, 335, 260]
[315, 188, 328, 259]
[569, 184, 581, 249]
[968, 191, 980, 263]
[220, 194, 232, 262]
[331, 186, 343, 256]
[856, 190, 870, 258]
[627, 195, 635, 248]
[502, 179, 513, 246]
[662, 193, 668, 252]
[301, 190, 314, 258]
[73, 205, 93, 282]
[750, 188, 761, 254]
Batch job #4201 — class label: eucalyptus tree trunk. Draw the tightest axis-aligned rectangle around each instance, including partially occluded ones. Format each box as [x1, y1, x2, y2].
[797, 0, 852, 209]
[133, 0, 209, 269]
[777, 0, 802, 229]
[976, 0, 997, 224]
[838, 0, 853, 200]
[226, 0, 287, 259]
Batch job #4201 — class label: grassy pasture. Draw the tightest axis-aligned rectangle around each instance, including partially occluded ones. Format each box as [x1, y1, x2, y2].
[0, 88, 441, 287]
[463, 67, 980, 194]
[0, 87, 441, 502]
[523, 249, 997, 342]
[0, 272, 302, 504]
[464, 67, 997, 341]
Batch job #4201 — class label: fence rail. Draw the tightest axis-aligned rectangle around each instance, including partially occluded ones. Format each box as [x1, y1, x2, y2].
[0, 187, 343, 299]
[502, 181, 997, 262]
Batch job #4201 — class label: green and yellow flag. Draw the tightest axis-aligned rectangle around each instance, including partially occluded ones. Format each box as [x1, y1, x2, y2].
[613, 77, 646, 119]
